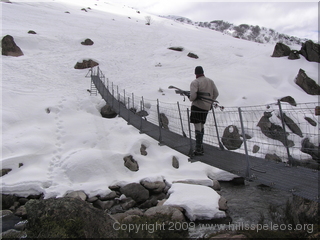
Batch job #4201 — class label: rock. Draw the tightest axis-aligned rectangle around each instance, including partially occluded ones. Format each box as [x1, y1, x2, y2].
[257, 112, 294, 147]
[253, 145, 260, 153]
[295, 69, 320, 95]
[172, 156, 179, 169]
[87, 196, 98, 203]
[212, 180, 221, 191]
[1, 210, 13, 217]
[187, 52, 199, 59]
[123, 155, 139, 171]
[300, 40, 320, 63]
[14, 220, 28, 231]
[93, 199, 115, 210]
[140, 180, 166, 193]
[221, 125, 243, 150]
[139, 193, 166, 209]
[271, 42, 291, 57]
[168, 46, 184, 51]
[65, 190, 87, 201]
[265, 153, 282, 162]
[100, 104, 117, 118]
[28, 30, 37, 34]
[279, 113, 303, 137]
[25, 198, 118, 238]
[279, 96, 297, 106]
[2, 194, 18, 209]
[14, 206, 27, 219]
[140, 144, 147, 156]
[288, 50, 300, 60]
[99, 191, 117, 201]
[316, 106, 320, 116]
[1, 35, 24, 57]
[218, 196, 228, 211]
[159, 113, 169, 129]
[120, 183, 149, 203]
[301, 138, 320, 161]
[74, 59, 99, 69]
[121, 198, 136, 210]
[81, 38, 94, 45]
[0, 229, 27, 239]
[1, 168, 12, 177]
[136, 110, 149, 117]
[144, 205, 186, 222]
[304, 117, 317, 127]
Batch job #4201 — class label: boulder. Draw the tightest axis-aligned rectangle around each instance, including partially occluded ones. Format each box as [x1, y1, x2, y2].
[140, 180, 166, 193]
[123, 155, 139, 171]
[28, 30, 37, 34]
[100, 104, 117, 118]
[304, 117, 317, 127]
[25, 198, 118, 238]
[295, 69, 320, 95]
[271, 42, 291, 57]
[300, 40, 320, 63]
[221, 125, 243, 150]
[265, 153, 282, 162]
[159, 113, 169, 129]
[279, 96, 297, 106]
[144, 205, 186, 222]
[140, 144, 147, 156]
[252, 145, 260, 153]
[168, 46, 184, 51]
[74, 59, 99, 69]
[257, 112, 294, 147]
[14, 206, 27, 219]
[187, 52, 199, 59]
[1, 168, 12, 177]
[65, 190, 87, 201]
[278, 113, 303, 138]
[119, 183, 149, 203]
[301, 138, 320, 161]
[218, 196, 228, 211]
[81, 38, 94, 45]
[172, 156, 179, 169]
[99, 191, 117, 201]
[288, 50, 300, 60]
[1, 35, 23, 57]
[93, 199, 115, 210]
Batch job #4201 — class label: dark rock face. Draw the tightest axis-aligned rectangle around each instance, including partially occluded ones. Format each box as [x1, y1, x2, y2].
[288, 50, 300, 60]
[300, 40, 320, 63]
[1, 35, 24, 57]
[25, 198, 118, 238]
[295, 69, 320, 95]
[74, 59, 99, 69]
[221, 125, 243, 150]
[271, 42, 291, 57]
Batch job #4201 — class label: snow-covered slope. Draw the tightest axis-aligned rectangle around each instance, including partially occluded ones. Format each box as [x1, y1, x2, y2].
[1, 0, 318, 219]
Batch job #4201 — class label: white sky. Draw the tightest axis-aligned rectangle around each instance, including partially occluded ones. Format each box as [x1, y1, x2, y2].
[114, 0, 319, 41]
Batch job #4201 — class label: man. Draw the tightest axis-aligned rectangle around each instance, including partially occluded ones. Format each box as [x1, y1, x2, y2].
[189, 66, 219, 155]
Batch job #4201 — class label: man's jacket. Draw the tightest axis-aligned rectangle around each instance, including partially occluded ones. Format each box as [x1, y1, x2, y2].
[189, 76, 219, 111]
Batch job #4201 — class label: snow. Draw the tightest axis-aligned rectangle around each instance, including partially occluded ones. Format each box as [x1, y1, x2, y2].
[1, 0, 318, 221]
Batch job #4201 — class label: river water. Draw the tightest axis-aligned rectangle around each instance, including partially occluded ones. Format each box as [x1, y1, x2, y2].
[189, 180, 293, 238]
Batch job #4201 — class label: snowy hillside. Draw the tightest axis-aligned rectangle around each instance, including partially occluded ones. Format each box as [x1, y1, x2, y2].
[162, 15, 309, 45]
[1, 0, 318, 220]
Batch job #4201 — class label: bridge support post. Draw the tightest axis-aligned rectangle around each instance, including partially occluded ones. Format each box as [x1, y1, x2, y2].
[238, 107, 251, 180]
[187, 108, 194, 157]
[177, 102, 186, 137]
[157, 99, 164, 145]
[212, 108, 224, 150]
[277, 100, 293, 166]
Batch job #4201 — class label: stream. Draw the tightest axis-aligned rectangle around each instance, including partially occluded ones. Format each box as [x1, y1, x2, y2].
[189, 180, 293, 238]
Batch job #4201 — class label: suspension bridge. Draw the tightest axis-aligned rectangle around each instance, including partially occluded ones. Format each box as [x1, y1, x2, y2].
[88, 67, 319, 203]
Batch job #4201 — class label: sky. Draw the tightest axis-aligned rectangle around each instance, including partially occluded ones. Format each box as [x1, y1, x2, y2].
[114, 0, 319, 41]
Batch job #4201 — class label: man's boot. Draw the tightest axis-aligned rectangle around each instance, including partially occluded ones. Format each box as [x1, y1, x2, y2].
[194, 130, 204, 156]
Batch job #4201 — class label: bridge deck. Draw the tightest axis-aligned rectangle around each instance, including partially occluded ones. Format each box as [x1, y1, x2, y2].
[92, 76, 319, 203]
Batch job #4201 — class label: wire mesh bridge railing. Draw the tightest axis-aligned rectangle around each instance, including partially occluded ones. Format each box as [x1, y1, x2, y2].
[87, 66, 319, 203]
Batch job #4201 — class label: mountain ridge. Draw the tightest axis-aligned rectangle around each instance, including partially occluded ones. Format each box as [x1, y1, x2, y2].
[161, 15, 309, 46]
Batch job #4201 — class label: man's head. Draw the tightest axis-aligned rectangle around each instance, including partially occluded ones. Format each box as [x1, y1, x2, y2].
[195, 66, 204, 75]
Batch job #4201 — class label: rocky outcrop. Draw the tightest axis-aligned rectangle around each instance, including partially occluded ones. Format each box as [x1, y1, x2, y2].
[288, 50, 300, 60]
[300, 40, 320, 63]
[271, 42, 291, 57]
[257, 112, 294, 148]
[25, 198, 118, 238]
[1, 35, 24, 57]
[295, 69, 320, 95]
[74, 59, 99, 69]
[221, 125, 243, 150]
